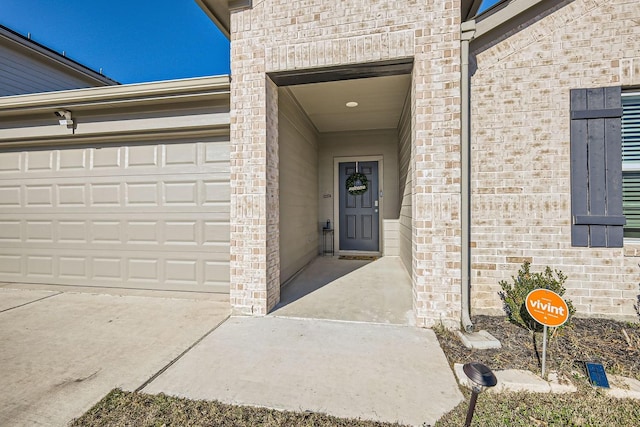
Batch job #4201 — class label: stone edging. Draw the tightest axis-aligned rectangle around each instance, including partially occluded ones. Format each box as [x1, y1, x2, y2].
[453, 363, 640, 399]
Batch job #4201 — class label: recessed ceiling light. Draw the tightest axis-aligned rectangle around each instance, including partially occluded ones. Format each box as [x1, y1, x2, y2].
[346, 101, 359, 108]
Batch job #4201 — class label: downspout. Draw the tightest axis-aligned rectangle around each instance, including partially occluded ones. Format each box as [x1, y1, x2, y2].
[460, 20, 476, 333]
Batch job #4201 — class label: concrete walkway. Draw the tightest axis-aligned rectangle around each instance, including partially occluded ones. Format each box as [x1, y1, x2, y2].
[0, 285, 230, 427]
[272, 256, 414, 325]
[144, 316, 463, 426]
[0, 277, 463, 427]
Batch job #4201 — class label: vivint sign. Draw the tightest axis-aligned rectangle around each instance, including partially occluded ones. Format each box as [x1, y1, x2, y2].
[525, 289, 569, 328]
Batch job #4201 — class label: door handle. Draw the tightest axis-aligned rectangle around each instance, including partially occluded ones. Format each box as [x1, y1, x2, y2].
[374, 200, 379, 207]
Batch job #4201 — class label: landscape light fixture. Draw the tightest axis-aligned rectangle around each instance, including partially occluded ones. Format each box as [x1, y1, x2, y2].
[54, 110, 74, 128]
[463, 362, 497, 427]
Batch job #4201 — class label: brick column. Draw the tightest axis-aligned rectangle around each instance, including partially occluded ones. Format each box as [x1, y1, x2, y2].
[229, 27, 280, 315]
[412, 2, 463, 328]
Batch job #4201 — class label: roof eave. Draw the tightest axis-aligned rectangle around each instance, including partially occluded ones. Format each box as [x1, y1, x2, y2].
[475, 0, 552, 38]
[195, 0, 230, 39]
[195, 0, 253, 40]
[461, 0, 485, 21]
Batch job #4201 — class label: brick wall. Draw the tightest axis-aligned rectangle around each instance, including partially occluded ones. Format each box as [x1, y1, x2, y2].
[229, 0, 463, 326]
[470, 0, 640, 320]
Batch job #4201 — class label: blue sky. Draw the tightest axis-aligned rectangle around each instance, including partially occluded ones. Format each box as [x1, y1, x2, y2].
[0, 0, 230, 84]
[0, 0, 500, 85]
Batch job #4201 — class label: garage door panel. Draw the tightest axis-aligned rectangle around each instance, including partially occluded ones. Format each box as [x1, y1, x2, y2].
[0, 139, 230, 293]
[127, 145, 159, 168]
[0, 220, 20, 241]
[58, 184, 87, 206]
[165, 144, 196, 166]
[26, 221, 54, 242]
[0, 143, 228, 180]
[126, 182, 159, 205]
[0, 186, 20, 205]
[93, 257, 123, 280]
[26, 185, 54, 206]
[26, 151, 54, 171]
[0, 249, 229, 292]
[26, 255, 53, 277]
[0, 254, 21, 275]
[92, 146, 122, 169]
[0, 152, 21, 172]
[0, 217, 229, 247]
[59, 148, 87, 170]
[59, 256, 87, 279]
[0, 177, 228, 209]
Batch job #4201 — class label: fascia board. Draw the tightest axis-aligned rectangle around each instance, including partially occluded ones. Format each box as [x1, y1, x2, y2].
[195, 0, 231, 39]
[470, 0, 549, 40]
[0, 75, 230, 115]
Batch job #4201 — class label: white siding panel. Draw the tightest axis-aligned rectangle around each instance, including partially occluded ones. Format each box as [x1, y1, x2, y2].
[397, 92, 412, 274]
[0, 138, 230, 293]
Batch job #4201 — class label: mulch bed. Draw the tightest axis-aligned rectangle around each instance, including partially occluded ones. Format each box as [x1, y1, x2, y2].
[435, 315, 640, 381]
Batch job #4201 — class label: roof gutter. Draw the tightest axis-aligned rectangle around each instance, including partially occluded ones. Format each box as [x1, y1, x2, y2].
[0, 75, 230, 115]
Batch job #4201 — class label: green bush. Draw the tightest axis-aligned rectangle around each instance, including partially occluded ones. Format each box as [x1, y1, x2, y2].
[499, 261, 576, 334]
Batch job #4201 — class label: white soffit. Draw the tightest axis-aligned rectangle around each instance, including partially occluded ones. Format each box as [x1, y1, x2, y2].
[288, 74, 411, 133]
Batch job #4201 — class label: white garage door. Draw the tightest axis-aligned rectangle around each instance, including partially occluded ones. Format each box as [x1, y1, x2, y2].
[0, 138, 230, 292]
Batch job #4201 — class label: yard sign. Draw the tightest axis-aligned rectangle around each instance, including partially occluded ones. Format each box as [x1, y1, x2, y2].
[525, 289, 570, 377]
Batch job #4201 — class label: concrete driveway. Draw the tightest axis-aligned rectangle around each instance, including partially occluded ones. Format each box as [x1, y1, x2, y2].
[0, 285, 230, 427]
[0, 281, 463, 427]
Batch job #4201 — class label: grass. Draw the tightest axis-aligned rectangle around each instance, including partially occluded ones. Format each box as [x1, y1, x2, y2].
[70, 389, 406, 427]
[71, 316, 640, 426]
[434, 383, 640, 426]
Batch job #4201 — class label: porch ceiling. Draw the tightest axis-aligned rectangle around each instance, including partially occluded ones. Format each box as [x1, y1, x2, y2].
[287, 74, 411, 133]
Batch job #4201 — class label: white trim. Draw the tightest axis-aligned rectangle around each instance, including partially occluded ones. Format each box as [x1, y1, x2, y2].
[333, 155, 384, 256]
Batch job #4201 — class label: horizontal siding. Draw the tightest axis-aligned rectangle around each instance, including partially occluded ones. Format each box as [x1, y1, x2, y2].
[397, 92, 412, 275]
[0, 41, 102, 96]
[279, 89, 319, 282]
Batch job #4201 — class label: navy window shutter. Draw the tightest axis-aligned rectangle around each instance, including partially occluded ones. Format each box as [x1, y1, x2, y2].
[570, 86, 625, 248]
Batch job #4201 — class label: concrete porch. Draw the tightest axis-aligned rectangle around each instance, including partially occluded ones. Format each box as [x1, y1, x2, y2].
[271, 256, 414, 326]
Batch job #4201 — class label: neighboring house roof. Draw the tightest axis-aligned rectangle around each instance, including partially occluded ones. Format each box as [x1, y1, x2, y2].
[0, 24, 118, 96]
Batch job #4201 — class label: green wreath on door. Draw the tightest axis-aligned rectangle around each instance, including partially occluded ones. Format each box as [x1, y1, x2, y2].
[346, 172, 369, 196]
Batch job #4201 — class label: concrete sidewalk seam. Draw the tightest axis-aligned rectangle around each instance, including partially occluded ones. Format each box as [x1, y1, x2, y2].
[135, 314, 231, 393]
[0, 291, 63, 314]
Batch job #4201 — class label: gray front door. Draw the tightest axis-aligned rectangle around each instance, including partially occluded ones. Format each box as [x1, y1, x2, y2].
[339, 161, 379, 252]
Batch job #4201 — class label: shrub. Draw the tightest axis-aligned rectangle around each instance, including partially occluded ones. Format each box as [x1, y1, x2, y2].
[499, 261, 576, 334]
